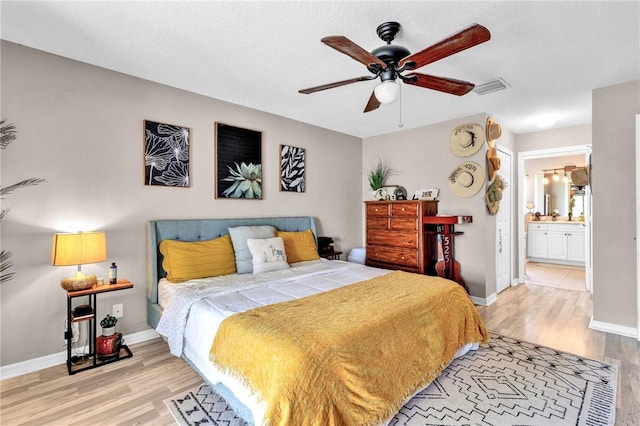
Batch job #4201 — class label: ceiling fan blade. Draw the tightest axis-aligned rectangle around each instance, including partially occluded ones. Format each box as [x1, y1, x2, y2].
[363, 91, 381, 113]
[299, 76, 375, 94]
[400, 24, 490, 69]
[321, 36, 386, 68]
[404, 73, 475, 96]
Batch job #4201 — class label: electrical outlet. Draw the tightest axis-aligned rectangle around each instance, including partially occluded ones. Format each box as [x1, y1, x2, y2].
[113, 303, 123, 318]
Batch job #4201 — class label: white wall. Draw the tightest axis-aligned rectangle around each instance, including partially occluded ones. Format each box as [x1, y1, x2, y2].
[592, 80, 639, 330]
[0, 42, 362, 366]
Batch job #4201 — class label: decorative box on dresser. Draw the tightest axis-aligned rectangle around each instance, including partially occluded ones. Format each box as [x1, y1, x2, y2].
[365, 200, 438, 274]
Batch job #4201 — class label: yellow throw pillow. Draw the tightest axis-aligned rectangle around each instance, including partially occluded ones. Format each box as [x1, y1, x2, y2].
[159, 234, 236, 283]
[276, 229, 320, 263]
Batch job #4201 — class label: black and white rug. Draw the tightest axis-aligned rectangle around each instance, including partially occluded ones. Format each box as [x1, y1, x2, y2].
[165, 333, 617, 425]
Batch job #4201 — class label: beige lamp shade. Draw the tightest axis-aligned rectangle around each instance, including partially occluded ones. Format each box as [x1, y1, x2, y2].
[51, 231, 107, 290]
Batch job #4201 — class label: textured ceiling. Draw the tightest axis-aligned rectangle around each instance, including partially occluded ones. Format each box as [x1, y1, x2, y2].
[1, 1, 639, 138]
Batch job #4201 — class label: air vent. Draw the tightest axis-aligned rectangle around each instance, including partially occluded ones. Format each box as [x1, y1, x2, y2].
[473, 78, 510, 95]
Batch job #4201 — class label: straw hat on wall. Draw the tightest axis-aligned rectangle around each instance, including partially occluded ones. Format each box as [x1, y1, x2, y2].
[450, 123, 485, 157]
[448, 161, 485, 197]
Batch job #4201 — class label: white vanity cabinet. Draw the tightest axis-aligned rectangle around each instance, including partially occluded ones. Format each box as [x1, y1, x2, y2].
[527, 222, 585, 265]
[528, 223, 549, 259]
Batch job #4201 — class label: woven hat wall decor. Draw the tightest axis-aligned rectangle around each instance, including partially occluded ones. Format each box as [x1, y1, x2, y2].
[485, 174, 505, 215]
[484, 116, 504, 215]
[571, 166, 590, 187]
[449, 161, 485, 197]
[450, 123, 485, 157]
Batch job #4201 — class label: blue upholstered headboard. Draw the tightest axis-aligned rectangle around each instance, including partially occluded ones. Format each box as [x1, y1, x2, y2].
[146, 216, 317, 328]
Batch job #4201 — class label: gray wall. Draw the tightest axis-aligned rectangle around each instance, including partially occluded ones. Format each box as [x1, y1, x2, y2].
[592, 80, 639, 329]
[0, 41, 362, 366]
[2, 40, 637, 369]
[363, 115, 517, 299]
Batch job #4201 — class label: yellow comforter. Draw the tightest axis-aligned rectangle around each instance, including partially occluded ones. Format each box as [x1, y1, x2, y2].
[209, 270, 488, 425]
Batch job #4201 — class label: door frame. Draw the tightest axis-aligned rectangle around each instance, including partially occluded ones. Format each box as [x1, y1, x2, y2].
[496, 145, 514, 292]
[517, 144, 592, 290]
[636, 114, 640, 341]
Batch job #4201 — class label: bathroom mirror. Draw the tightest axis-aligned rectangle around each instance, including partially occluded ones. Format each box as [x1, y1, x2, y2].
[533, 173, 570, 216]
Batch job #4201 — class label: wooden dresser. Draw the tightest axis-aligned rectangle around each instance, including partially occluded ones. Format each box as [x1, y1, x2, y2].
[365, 200, 438, 274]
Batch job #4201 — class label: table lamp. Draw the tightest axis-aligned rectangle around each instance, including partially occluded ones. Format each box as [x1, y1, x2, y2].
[51, 231, 107, 291]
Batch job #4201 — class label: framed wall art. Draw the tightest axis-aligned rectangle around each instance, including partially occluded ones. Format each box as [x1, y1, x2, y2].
[280, 144, 305, 192]
[144, 120, 190, 187]
[215, 122, 262, 199]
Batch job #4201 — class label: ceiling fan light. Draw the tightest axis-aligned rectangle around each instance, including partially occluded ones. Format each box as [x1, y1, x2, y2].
[374, 80, 399, 104]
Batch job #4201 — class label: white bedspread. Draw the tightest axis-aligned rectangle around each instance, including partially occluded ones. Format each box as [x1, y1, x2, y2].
[156, 259, 389, 356]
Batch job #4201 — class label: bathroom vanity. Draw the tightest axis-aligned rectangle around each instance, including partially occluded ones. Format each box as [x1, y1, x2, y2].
[527, 221, 586, 265]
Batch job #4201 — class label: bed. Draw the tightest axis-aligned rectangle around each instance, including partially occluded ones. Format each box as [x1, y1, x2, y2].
[147, 216, 488, 425]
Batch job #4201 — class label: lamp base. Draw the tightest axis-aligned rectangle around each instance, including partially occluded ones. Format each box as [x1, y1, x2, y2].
[60, 272, 97, 291]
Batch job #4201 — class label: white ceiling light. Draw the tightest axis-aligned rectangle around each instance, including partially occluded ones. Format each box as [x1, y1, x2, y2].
[533, 114, 557, 128]
[374, 80, 400, 104]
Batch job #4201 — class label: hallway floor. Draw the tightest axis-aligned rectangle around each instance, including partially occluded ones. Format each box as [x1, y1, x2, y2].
[524, 261, 586, 291]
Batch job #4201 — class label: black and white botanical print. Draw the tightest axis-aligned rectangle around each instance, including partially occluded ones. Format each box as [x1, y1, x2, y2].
[216, 123, 262, 199]
[280, 145, 305, 192]
[144, 120, 190, 187]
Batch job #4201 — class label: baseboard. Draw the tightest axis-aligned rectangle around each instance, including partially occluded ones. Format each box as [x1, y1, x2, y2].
[589, 317, 638, 339]
[0, 329, 159, 380]
[471, 292, 498, 306]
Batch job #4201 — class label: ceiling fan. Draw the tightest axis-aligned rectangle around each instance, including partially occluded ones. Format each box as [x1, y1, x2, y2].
[299, 22, 491, 113]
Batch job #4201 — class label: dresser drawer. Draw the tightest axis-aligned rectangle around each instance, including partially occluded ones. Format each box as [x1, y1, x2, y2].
[366, 246, 418, 268]
[367, 230, 418, 249]
[366, 203, 390, 216]
[391, 203, 418, 216]
[390, 217, 418, 231]
[367, 216, 389, 230]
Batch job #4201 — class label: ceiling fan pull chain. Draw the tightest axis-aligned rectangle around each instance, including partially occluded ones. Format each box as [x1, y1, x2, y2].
[398, 83, 404, 128]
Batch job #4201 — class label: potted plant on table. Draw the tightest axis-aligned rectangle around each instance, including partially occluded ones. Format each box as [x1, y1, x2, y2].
[100, 314, 117, 336]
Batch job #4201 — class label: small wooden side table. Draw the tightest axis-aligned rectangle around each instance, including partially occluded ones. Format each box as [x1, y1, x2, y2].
[320, 251, 343, 260]
[65, 279, 134, 375]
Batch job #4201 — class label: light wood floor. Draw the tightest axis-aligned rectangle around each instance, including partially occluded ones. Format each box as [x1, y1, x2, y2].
[1, 284, 638, 425]
[525, 260, 586, 291]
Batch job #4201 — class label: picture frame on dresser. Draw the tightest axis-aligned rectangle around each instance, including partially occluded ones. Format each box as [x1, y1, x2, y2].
[381, 185, 398, 200]
[414, 188, 439, 200]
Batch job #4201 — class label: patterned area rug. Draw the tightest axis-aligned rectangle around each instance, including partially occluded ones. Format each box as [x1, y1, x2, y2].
[165, 333, 617, 425]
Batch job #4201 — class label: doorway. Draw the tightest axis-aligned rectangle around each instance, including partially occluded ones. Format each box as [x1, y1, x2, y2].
[496, 146, 513, 294]
[517, 145, 592, 292]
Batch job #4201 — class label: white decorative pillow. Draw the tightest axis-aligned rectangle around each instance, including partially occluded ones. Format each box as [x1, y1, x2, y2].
[246, 237, 290, 274]
[228, 225, 276, 274]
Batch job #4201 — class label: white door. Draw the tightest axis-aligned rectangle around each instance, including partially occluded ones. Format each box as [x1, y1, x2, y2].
[496, 147, 512, 293]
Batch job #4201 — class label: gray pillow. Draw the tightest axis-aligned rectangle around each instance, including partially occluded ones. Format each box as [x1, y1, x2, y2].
[228, 225, 276, 274]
